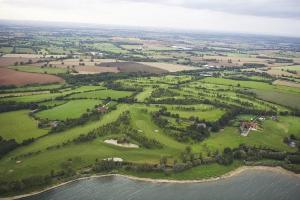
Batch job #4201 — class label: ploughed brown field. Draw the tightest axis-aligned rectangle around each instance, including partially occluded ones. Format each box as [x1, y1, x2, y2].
[0, 68, 64, 86]
[0, 57, 40, 67]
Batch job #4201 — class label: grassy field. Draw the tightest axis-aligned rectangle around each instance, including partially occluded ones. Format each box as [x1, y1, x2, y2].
[0, 93, 63, 103]
[1, 84, 64, 93]
[198, 116, 300, 154]
[36, 99, 102, 120]
[38, 100, 67, 107]
[135, 87, 154, 102]
[0, 110, 47, 142]
[121, 161, 242, 180]
[91, 43, 128, 54]
[252, 89, 300, 110]
[162, 104, 226, 121]
[201, 77, 300, 94]
[66, 89, 133, 100]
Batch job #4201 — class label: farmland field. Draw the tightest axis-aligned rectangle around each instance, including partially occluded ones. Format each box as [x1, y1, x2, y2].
[36, 99, 102, 120]
[9, 66, 68, 74]
[66, 89, 133, 100]
[0, 110, 47, 142]
[0, 68, 64, 86]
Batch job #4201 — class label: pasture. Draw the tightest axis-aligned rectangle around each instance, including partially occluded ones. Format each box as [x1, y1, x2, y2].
[36, 99, 102, 120]
[162, 104, 226, 121]
[66, 89, 133, 100]
[140, 62, 197, 72]
[0, 110, 47, 142]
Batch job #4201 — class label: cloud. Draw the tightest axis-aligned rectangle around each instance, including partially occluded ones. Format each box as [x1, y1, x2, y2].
[0, 0, 300, 37]
[126, 0, 300, 19]
[1, 0, 300, 18]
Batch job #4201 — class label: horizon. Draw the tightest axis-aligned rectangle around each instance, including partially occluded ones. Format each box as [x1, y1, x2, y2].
[0, 0, 300, 37]
[1, 18, 300, 39]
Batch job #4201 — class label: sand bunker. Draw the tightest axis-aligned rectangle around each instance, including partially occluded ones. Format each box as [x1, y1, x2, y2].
[104, 139, 139, 148]
[103, 157, 123, 162]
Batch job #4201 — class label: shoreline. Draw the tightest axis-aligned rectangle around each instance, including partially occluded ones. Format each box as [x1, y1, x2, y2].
[2, 166, 300, 200]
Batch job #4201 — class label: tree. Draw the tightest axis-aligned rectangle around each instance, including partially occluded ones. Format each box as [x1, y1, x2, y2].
[160, 156, 168, 166]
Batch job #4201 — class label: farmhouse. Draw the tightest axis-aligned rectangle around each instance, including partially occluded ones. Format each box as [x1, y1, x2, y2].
[240, 121, 258, 136]
[197, 123, 207, 129]
[97, 106, 108, 113]
[50, 121, 60, 128]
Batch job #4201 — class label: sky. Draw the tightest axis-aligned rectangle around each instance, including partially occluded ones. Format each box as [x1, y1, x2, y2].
[0, 0, 300, 37]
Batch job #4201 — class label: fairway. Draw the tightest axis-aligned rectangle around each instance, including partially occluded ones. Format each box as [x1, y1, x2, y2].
[162, 104, 226, 121]
[66, 89, 133, 100]
[0, 110, 47, 142]
[36, 99, 102, 120]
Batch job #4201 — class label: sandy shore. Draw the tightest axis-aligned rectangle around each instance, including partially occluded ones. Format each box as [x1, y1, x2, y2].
[2, 166, 300, 200]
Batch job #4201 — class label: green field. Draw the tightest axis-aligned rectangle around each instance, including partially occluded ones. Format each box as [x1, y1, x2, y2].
[198, 116, 300, 154]
[0, 93, 63, 103]
[66, 89, 133, 100]
[201, 77, 300, 95]
[162, 104, 226, 121]
[36, 99, 102, 120]
[252, 89, 300, 110]
[0, 110, 47, 142]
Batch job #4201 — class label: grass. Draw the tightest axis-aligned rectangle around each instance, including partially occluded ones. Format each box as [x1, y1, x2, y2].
[1, 84, 63, 93]
[135, 87, 154, 102]
[121, 161, 242, 180]
[252, 89, 300, 110]
[36, 99, 102, 120]
[91, 43, 128, 54]
[0, 47, 13, 53]
[130, 105, 185, 152]
[15, 48, 35, 54]
[66, 89, 133, 100]
[198, 116, 300, 154]
[201, 77, 300, 95]
[0, 110, 47, 142]
[0, 86, 104, 103]
[0, 93, 63, 103]
[162, 104, 226, 121]
[39, 100, 67, 107]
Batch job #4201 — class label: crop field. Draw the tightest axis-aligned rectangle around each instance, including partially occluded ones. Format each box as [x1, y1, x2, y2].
[252, 89, 300, 110]
[9, 66, 68, 74]
[272, 80, 300, 88]
[0, 110, 47, 142]
[0, 57, 40, 67]
[36, 99, 102, 120]
[0, 68, 64, 86]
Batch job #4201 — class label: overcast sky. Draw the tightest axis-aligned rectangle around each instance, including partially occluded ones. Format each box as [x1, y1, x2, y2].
[0, 0, 300, 37]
